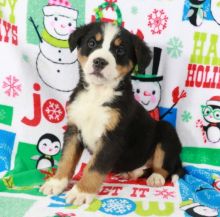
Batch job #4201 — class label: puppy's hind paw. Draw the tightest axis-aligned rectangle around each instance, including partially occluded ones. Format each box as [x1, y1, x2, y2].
[39, 178, 68, 195]
[147, 173, 165, 187]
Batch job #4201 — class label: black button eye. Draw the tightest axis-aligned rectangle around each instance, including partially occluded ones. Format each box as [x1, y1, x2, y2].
[136, 89, 140, 93]
[88, 38, 97, 49]
[116, 46, 125, 56]
[54, 17, 58, 21]
[68, 23, 72, 27]
[152, 90, 156, 95]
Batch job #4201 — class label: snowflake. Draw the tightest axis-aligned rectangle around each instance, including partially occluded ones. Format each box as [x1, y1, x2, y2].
[154, 188, 175, 199]
[22, 54, 29, 62]
[181, 111, 192, 122]
[100, 198, 136, 215]
[147, 9, 168, 34]
[167, 37, 183, 58]
[43, 99, 65, 123]
[131, 6, 138, 15]
[0, 109, 6, 121]
[2, 75, 22, 97]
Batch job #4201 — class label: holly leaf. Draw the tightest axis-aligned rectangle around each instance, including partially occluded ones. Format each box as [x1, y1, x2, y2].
[2, 176, 14, 189]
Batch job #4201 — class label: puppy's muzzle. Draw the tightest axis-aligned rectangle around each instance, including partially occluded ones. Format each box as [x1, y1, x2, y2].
[93, 58, 109, 71]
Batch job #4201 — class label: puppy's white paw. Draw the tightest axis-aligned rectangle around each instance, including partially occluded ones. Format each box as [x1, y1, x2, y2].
[147, 173, 165, 187]
[40, 178, 68, 195]
[65, 185, 95, 206]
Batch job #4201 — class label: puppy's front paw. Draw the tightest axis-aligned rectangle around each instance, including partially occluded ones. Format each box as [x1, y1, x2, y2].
[40, 178, 68, 195]
[147, 173, 165, 187]
[65, 185, 95, 206]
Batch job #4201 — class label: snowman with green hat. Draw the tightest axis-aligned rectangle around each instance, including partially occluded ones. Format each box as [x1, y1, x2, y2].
[29, 0, 79, 92]
[132, 47, 163, 121]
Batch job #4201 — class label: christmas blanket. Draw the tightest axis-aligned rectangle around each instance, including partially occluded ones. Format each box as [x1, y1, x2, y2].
[0, 0, 220, 216]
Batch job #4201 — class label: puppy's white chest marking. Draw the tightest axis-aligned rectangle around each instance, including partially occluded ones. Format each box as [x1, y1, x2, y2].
[68, 86, 115, 152]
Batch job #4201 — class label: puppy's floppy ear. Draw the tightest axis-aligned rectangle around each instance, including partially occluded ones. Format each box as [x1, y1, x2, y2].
[132, 34, 152, 74]
[68, 23, 95, 52]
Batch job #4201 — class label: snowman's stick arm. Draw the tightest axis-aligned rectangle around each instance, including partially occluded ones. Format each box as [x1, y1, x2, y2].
[29, 16, 43, 43]
[159, 103, 177, 120]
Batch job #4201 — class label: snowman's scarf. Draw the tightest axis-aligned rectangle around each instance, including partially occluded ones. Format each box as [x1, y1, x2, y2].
[41, 29, 69, 48]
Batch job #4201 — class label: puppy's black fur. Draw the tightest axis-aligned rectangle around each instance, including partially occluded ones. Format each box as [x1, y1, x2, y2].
[64, 22, 184, 181]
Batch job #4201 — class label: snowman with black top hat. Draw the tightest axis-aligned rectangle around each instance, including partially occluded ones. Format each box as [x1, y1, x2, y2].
[131, 47, 163, 121]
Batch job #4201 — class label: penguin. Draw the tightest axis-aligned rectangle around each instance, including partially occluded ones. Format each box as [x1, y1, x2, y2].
[181, 200, 218, 217]
[35, 133, 62, 169]
[202, 96, 220, 143]
[187, 0, 206, 26]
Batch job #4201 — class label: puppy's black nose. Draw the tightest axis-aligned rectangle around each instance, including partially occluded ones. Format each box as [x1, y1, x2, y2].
[93, 58, 108, 70]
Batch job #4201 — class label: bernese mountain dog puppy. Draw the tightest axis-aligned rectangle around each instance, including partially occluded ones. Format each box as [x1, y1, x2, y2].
[40, 22, 183, 206]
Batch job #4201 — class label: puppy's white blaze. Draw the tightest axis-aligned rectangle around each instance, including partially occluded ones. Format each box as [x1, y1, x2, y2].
[84, 49, 116, 74]
[84, 48, 119, 86]
[102, 23, 119, 50]
[83, 24, 121, 86]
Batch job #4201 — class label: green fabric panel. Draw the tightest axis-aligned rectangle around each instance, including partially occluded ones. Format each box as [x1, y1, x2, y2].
[181, 147, 220, 166]
[0, 196, 36, 217]
[13, 142, 61, 172]
[0, 104, 13, 126]
[0, 169, 45, 196]
[0, 141, 61, 196]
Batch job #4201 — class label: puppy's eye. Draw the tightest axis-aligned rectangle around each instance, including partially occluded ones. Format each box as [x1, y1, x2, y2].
[116, 46, 125, 56]
[88, 38, 97, 49]
[136, 89, 140, 93]
[68, 23, 72, 27]
[152, 90, 156, 95]
[54, 17, 58, 21]
[43, 143, 47, 146]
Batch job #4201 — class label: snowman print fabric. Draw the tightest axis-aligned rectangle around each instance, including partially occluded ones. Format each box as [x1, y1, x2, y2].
[0, 0, 220, 216]
[30, 0, 80, 92]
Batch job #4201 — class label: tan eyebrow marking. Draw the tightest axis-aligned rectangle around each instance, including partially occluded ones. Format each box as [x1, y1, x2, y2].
[114, 37, 122, 46]
[95, 32, 102, 41]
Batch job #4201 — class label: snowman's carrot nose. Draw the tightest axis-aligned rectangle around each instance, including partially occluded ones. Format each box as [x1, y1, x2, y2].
[144, 91, 151, 96]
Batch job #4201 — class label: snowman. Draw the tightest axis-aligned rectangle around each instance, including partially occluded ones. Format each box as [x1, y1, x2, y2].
[131, 47, 163, 121]
[211, 0, 220, 25]
[202, 96, 220, 143]
[29, 0, 79, 92]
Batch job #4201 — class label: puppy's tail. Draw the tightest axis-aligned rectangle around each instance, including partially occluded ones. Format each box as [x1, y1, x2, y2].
[171, 167, 186, 184]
